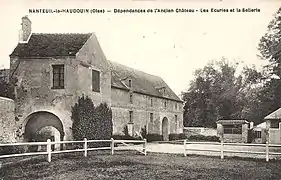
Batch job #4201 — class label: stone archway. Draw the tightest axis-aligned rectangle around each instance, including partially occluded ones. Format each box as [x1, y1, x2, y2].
[24, 111, 64, 150]
[162, 117, 169, 141]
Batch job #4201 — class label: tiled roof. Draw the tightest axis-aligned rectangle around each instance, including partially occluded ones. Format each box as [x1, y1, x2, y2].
[10, 33, 92, 57]
[109, 61, 182, 102]
[9, 32, 182, 102]
[264, 108, 281, 119]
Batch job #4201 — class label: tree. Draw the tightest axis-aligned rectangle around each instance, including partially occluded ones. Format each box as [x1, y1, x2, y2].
[93, 102, 113, 140]
[0, 77, 15, 99]
[259, 7, 281, 78]
[182, 58, 263, 128]
[71, 95, 113, 145]
[258, 7, 281, 117]
[71, 95, 95, 141]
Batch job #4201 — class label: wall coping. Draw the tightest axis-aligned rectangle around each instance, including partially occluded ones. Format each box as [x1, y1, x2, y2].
[0, 96, 14, 102]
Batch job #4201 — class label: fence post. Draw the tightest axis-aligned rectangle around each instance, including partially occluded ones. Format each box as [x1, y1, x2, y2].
[184, 139, 187, 157]
[84, 138, 87, 157]
[266, 141, 269, 162]
[220, 139, 224, 159]
[111, 138, 114, 155]
[143, 138, 147, 156]
[47, 139, 51, 162]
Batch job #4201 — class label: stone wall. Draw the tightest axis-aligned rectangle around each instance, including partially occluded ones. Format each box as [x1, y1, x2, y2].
[11, 35, 112, 141]
[0, 97, 16, 142]
[183, 127, 218, 137]
[76, 34, 112, 106]
[11, 57, 79, 141]
[111, 87, 183, 136]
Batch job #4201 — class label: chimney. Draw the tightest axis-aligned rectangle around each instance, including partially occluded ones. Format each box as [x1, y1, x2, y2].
[19, 15, 32, 42]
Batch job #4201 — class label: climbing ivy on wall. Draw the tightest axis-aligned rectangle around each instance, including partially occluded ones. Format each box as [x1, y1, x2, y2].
[71, 95, 113, 142]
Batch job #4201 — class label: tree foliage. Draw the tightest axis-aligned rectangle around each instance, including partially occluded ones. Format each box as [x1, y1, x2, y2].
[182, 58, 263, 128]
[258, 7, 281, 115]
[0, 77, 15, 99]
[71, 95, 113, 141]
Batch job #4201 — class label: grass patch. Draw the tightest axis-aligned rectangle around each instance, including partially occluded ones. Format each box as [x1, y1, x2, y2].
[0, 151, 281, 179]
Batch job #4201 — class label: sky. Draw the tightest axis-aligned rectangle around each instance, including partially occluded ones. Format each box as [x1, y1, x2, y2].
[0, 0, 280, 96]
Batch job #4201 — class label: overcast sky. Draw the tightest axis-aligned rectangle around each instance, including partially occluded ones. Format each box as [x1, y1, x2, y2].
[0, 0, 279, 95]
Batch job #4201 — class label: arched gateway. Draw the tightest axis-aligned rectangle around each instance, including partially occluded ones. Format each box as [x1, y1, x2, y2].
[162, 117, 169, 141]
[24, 111, 64, 150]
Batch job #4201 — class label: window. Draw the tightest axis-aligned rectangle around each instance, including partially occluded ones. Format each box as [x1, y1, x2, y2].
[175, 103, 177, 110]
[150, 98, 153, 107]
[255, 131, 262, 138]
[129, 93, 133, 104]
[175, 115, 178, 128]
[92, 70, 100, 92]
[164, 101, 167, 109]
[128, 79, 132, 88]
[129, 111, 133, 123]
[223, 125, 242, 134]
[271, 120, 280, 128]
[150, 113, 153, 123]
[52, 65, 64, 89]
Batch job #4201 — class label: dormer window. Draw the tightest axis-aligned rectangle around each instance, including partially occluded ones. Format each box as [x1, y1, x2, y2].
[128, 79, 132, 88]
[157, 86, 166, 96]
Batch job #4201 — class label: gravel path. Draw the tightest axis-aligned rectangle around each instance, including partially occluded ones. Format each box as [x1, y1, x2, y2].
[116, 142, 281, 160]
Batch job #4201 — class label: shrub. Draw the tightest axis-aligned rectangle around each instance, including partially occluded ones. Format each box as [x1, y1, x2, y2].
[188, 135, 220, 142]
[112, 134, 141, 141]
[0, 75, 16, 99]
[140, 125, 147, 139]
[169, 133, 187, 141]
[122, 125, 130, 137]
[169, 134, 179, 141]
[71, 95, 113, 147]
[146, 134, 163, 142]
[0, 146, 27, 155]
[112, 125, 142, 142]
[179, 133, 187, 140]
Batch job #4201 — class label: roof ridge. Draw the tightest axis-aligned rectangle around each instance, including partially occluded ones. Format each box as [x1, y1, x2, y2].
[108, 60, 162, 80]
[32, 32, 93, 35]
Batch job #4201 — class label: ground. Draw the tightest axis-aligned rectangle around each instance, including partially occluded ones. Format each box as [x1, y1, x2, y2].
[118, 142, 281, 160]
[1, 150, 281, 180]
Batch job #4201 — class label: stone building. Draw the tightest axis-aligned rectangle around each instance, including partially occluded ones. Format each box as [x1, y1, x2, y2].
[1, 16, 183, 143]
[264, 108, 281, 144]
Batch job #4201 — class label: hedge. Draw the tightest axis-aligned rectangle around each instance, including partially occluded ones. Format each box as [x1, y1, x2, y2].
[188, 135, 220, 142]
[146, 134, 163, 142]
[0, 146, 27, 155]
[169, 133, 187, 141]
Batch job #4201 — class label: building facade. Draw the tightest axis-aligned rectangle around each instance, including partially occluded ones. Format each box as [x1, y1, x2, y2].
[2, 16, 183, 142]
[264, 108, 281, 144]
[217, 120, 252, 143]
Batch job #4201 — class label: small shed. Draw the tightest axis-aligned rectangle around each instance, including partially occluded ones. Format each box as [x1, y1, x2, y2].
[264, 108, 281, 144]
[252, 122, 266, 144]
[216, 119, 251, 143]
